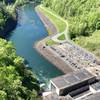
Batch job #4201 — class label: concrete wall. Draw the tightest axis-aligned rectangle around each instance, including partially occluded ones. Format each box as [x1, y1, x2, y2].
[36, 40, 74, 74]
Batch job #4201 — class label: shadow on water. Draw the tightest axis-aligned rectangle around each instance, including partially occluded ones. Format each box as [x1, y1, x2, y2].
[8, 3, 63, 84]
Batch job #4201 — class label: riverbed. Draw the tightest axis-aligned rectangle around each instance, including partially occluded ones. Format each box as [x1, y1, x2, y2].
[8, 4, 63, 83]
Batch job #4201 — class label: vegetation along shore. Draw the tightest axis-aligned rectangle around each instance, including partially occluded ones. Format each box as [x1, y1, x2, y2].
[0, 0, 42, 99]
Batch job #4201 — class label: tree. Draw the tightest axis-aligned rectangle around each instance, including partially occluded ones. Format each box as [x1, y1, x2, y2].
[0, 38, 41, 100]
[0, 90, 7, 100]
[43, 0, 100, 38]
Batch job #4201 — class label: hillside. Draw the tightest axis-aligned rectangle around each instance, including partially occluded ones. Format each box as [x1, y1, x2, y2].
[74, 30, 100, 58]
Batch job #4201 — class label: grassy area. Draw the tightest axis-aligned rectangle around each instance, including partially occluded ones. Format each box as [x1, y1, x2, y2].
[46, 28, 53, 35]
[58, 34, 66, 40]
[46, 39, 56, 46]
[37, 5, 66, 33]
[74, 30, 100, 58]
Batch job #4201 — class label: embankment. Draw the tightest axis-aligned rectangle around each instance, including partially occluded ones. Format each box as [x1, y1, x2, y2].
[35, 8, 73, 74]
[35, 7, 57, 35]
[36, 39, 73, 74]
[0, 14, 17, 38]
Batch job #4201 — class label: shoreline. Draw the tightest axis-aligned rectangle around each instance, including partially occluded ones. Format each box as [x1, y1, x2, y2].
[0, 18, 17, 38]
[35, 6, 58, 35]
[0, 2, 30, 38]
[35, 39, 74, 74]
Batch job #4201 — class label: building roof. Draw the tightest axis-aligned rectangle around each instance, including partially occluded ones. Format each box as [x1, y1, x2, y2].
[51, 69, 95, 90]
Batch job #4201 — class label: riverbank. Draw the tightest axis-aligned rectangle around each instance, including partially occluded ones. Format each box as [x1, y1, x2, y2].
[35, 6, 73, 73]
[35, 6, 58, 35]
[35, 6, 72, 73]
[37, 5, 66, 33]
[0, 1, 32, 38]
[36, 38, 73, 74]
[0, 4, 18, 38]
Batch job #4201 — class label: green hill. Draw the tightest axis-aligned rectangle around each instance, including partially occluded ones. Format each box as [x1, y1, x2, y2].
[0, 39, 41, 100]
[42, 0, 99, 38]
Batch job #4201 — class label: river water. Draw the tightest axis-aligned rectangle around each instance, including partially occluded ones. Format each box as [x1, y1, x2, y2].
[8, 4, 63, 83]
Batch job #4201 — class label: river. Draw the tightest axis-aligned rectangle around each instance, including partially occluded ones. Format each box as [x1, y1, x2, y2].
[8, 4, 63, 83]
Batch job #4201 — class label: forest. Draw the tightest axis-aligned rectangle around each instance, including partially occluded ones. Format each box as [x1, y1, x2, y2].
[42, 0, 99, 38]
[0, 38, 41, 99]
[0, 0, 42, 100]
[42, 0, 100, 58]
[0, 3, 16, 37]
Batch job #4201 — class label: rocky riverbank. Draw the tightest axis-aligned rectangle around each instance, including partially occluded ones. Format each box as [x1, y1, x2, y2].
[0, 13, 17, 38]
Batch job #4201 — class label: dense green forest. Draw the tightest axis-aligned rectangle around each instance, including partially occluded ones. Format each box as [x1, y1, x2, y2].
[0, 39, 41, 99]
[0, 0, 42, 100]
[0, 0, 17, 37]
[0, 0, 99, 99]
[42, 0, 100, 38]
[0, 0, 40, 37]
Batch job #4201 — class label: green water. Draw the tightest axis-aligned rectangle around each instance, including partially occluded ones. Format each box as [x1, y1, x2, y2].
[8, 4, 63, 83]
